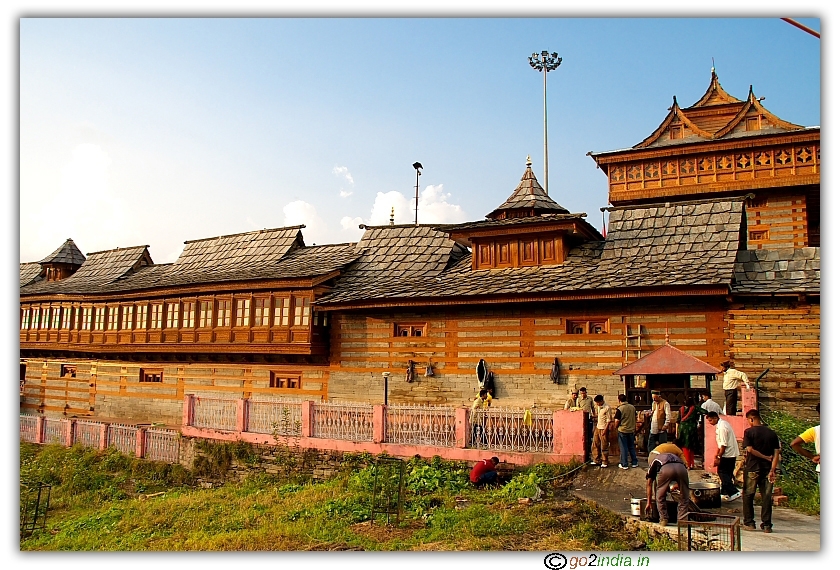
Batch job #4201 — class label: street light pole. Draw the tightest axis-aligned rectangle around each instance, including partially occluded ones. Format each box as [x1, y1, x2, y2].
[528, 51, 562, 194]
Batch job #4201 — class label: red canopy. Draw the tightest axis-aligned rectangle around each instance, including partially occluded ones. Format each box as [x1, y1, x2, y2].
[614, 343, 720, 376]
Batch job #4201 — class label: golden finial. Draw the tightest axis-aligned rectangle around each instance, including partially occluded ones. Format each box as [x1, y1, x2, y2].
[526, 155, 532, 167]
[389, 206, 395, 226]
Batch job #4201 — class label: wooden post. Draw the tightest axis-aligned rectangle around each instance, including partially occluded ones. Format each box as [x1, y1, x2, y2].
[135, 427, 146, 459]
[99, 422, 109, 450]
[454, 408, 469, 448]
[372, 404, 386, 444]
[301, 401, 314, 438]
[182, 394, 195, 427]
[35, 416, 45, 444]
[236, 398, 247, 433]
[64, 419, 75, 447]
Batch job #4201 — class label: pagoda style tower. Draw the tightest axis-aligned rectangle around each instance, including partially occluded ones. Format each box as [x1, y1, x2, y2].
[589, 70, 819, 250]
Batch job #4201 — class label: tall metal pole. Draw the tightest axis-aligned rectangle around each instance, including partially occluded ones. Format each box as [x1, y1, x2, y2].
[529, 51, 562, 194]
[412, 162, 423, 226]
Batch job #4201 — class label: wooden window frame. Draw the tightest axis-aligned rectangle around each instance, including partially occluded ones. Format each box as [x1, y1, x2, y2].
[61, 364, 77, 378]
[61, 306, 73, 329]
[108, 306, 120, 330]
[395, 323, 427, 337]
[269, 371, 301, 389]
[166, 301, 180, 329]
[293, 296, 310, 327]
[253, 297, 269, 327]
[139, 368, 163, 383]
[21, 307, 30, 330]
[51, 306, 62, 329]
[566, 319, 609, 335]
[235, 298, 251, 328]
[150, 303, 163, 329]
[273, 296, 290, 327]
[135, 304, 148, 330]
[216, 299, 232, 328]
[182, 301, 196, 328]
[94, 306, 106, 331]
[199, 300, 213, 328]
[122, 305, 134, 330]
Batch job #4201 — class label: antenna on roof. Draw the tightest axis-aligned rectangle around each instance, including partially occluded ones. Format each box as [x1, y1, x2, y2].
[389, 207, 395, 226]
[413, 162, 423, 226]
[711, 57, 715, 75]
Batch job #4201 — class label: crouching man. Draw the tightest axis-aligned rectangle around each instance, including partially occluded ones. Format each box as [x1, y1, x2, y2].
[645, 452, 691, 526]
[470, 457, 500, 487]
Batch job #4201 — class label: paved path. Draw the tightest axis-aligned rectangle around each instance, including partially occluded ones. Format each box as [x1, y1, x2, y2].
[571, 460, 820, 551]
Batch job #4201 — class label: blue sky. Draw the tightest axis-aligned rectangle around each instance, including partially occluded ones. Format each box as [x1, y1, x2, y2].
[19, 17, 820, 263]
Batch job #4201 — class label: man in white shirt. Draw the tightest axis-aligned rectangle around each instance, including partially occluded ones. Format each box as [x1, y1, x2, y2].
[706, 411, 741, 501]
[700, 391, 723, 415]
[647, 390, 671, 453]
[721, 361, 750, 416]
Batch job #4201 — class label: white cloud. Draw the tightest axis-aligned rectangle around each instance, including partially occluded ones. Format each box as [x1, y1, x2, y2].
[340, 216, 364, 230]
[339, 189, 353, 198]
[282, 200, 329, 245]
[332, 165, 354, 185]
[367, 184, 468, 226]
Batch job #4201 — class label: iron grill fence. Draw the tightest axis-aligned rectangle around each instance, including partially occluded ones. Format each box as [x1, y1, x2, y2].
[73, 420, 101, 448]
[468, 407, 554, 453]
[385, 404, 456, 447]
[312, 402, 374, 442]
[107, 424, 138, 455]
[43, 418, 64, 445]
[192, 396, 238, 431]
[246, 399, 303, 436]
[19, 415, 38, 443]
[144, 428, 181, 463]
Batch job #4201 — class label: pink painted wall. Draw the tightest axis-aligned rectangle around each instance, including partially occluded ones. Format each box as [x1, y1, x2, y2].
[703, 386, 754, 475]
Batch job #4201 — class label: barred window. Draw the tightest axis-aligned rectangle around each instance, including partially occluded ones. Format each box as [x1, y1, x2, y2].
[51, 307, 62, 329]
[140, 368, 163, 383]
[108, 306, 120, 330]
[94, 306, 106, 331]
[199, 300, 213, 328]
[62, 306, 73, 329]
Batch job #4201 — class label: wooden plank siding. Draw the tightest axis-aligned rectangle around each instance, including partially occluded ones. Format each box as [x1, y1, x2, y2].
[21, 360, 329, 425]
[326, 300, 729, 408]
[726, 301, 820, 418]
[746, 193, 810, 249]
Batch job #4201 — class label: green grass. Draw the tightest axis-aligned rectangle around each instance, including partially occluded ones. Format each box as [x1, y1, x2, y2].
[19, 442, 666, 551]
[762, 410, 820, 516]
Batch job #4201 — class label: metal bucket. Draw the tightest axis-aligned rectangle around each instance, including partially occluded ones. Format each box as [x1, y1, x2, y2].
[629, 497, 647, 517]
[689, 481, 721, 509]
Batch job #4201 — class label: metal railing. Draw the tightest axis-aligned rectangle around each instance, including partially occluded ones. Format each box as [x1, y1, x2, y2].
[20, 415, 39, 443]
[385, 404, 456, 447]
[246, 399, 302, 436]
[313, 401, 374, 442]
[144, 428, 181, 463]
[192, 396, 238, 431]
[43, 418, 64, 444]
[73, 420, 101, 448]
[107, 424, 138, 455]
[468, 407, 554, 453]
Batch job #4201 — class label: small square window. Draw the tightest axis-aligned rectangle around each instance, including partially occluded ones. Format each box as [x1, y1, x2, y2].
[270, 371, 301, 389]
[567, 319, 608, 335]
[140, 368, 163, 383]
[61, 364, 77, 378]
[395, 323, 426, 337]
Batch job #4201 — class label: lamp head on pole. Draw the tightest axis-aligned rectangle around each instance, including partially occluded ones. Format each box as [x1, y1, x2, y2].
[413, 162, 423, 172]
[528, 51, 562, 72]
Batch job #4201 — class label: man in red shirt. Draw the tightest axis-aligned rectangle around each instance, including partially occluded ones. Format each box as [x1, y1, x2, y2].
[470, 457, 500, 487]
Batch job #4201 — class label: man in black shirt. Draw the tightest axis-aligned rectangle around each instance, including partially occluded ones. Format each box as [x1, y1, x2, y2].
[742, 409, 781, 532]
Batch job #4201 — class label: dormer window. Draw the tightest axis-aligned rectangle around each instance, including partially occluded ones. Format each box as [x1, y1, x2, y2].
[670, 125, 684, 139]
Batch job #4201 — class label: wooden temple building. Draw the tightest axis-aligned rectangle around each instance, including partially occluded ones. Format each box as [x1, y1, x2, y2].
[19, 71, 820, 425]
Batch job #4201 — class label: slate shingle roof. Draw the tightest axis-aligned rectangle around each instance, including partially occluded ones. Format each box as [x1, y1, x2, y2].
[487, 161, 570, 218]
[732, 247, 820, 294]
[318, 198, 747, 305]
[442, 213, 589, 232]
[38, 238, 86, 266]
[318, 225, 469, 303]
[20, 245, 153, 295]
[19, 263, 43, 288]
[174, 227, 304, 270]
